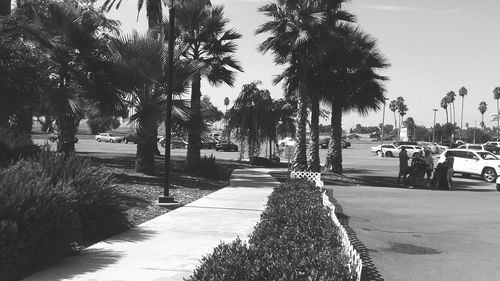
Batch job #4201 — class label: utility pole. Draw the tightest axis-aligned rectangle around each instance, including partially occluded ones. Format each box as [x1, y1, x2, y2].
[160, 0, 178, 205]
[432, 109, 438, 142]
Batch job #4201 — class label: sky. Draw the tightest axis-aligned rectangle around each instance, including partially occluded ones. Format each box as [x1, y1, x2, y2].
[98, 0, 500, 130]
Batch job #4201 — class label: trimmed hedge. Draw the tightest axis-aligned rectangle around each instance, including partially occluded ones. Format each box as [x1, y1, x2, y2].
[186, 179, 355, 281]
[0, 149, 130, 280]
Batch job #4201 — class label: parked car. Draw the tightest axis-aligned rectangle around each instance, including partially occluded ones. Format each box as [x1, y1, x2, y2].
[457, 144, 500, 154]
[484, 141, 500, 147]
[438, 149, 500, 182]
[216, 140, 238, 152]
[95, 133, 123, 143]
[370, 144, 397, 155]
[160, 137, 187, 149]
[123, 133, 139, 144]
[319, 138, 350, 149]
[382, 145, 424, 158]
[392, 141, 419, 147]
[278, 137, 297, 147]
[48, 133, 78, 143]
[201, 134, 218, 149]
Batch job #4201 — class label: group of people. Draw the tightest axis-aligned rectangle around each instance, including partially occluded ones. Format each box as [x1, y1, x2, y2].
[398, 147, 454, 189]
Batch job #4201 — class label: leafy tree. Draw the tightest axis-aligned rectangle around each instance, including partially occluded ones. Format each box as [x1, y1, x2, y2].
[0, 0, 10, 16]
[414, 125, 431, 141]
[478, 101, 487, 131]
[201, 96, 223, 124]
[86, 112, 121, 135]
[228, 81, 273, 158]
[403, 117, 415, 141]
[172, 0, 242, 169]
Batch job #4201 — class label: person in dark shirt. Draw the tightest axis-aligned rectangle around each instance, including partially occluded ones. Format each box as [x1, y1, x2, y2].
[398, 147, 409, 186]
[445, 151, 454, 190]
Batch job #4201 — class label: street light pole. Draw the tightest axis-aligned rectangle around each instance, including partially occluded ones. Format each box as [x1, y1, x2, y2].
[432, 109, 438, 142]
[380, 98, 389, 157]
[160, 1, 177, 204]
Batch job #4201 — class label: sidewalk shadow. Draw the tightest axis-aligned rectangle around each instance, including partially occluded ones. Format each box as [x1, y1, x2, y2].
[325, 189, 385, 281]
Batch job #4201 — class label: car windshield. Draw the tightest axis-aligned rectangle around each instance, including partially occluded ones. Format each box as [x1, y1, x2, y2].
[477, 152, 498, 160]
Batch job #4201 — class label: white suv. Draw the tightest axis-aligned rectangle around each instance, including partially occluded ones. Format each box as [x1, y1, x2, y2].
[485, 141, 500, 147]
[438, 149, 500, 182]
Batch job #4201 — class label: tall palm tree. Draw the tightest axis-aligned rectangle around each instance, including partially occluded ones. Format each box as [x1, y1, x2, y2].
[446, 90, 456, 124]
[494, 87, 500, 140]
[395, 96, 405, 140]
[389, 100, 398, 130]
[102, 0, 166, 39]
[173, 0, 242, 169]
[441, 96, 449, 123]
[458, 86, 467, 138]
[321, 26, 389, 173]
[478, 101, 487, 131]
[106, 33, 200, 173]
[257, 0, 354, 171]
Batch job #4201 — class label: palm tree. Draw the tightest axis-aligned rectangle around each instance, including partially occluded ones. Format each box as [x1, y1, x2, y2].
[441, 96, 449, 123]
[458, 86, 467, 138]
[26, 2, 124, 154]
[320, 26, 389, 173]
[478, 101, 487, 131]
[173, 0, 242, 169]
[103, 0, 166, 39]
[257, 0, 354, 171]
[493, 87, 500, 140]
[446, 90, 456, 124]
[106, 33, 200, 174]
[0, 0, 10, 16]
[395, 97, 406, 140]
[389, 100, 398, 130]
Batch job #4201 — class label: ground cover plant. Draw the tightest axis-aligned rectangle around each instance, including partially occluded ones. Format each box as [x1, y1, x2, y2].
[186, 179, 356, 281]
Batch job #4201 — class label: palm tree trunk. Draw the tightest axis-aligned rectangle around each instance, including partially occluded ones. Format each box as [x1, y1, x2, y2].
[186, 72, 202, 169]
[452, 102, 456, 125]
[325, 103, 342, 174]
[497, 99, 499, 140]
[308, 94, 320, 172]
[481, 114, 484, 131]
[460, 97, 464, 138]
[146, 0, 163, 40]
[0, 0, 11, 16]
[293, 93, 307, 171]
[56, 114, 79, 154]
[445, 108, 449, 123]
[393, 112, 397, 131]
[135, 118, 157, 174]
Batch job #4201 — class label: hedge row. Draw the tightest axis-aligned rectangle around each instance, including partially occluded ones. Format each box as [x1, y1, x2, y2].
[186, 179, 356, 281]
[0, 149, 130, 280]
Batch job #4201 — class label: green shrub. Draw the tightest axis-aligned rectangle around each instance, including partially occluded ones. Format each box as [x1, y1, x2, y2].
[188, 154, 231, 180]
[37, 149, 131, 243]
[0, 127, 41, 167]
[0, 161, 80, 280]
[186, 179, 355, 281]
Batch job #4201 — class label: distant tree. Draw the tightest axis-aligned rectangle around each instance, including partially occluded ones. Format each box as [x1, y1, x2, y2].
[458, 86, 467, 137]
[201, 96, 224, 124]
[440, 96, 449, 123]
[478, 101, 487, 131]
[389, 100, 398, 130]
[404, 117, 415, 141]
[493, 87, 500, 140]
[414, 125, 431, 141]
[86, 113, 121, 135]
[446, 90, 456, 124]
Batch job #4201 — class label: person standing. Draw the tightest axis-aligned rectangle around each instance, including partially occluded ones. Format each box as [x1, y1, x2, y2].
[398, 146, 409, 186]
[444, 151, 454, 190]
[424, 150, 434, 184]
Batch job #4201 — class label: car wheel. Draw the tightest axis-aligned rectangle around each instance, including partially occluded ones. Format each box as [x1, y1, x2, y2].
[412, 152, 419, 157]
[462, 173, 471, 178]
[386, 151, 393, 157]
[96, 138, 101, 142]
[110, 139, 114, 143]
[124, 139, 128, 144]
[482, 168, 497, 182]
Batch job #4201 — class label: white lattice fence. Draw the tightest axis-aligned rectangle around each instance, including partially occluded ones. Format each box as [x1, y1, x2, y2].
[322, 192, 362, 281]
[290, 171, 324, 188]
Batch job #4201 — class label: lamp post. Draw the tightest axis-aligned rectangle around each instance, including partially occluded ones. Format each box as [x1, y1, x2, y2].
[380, 98, 389, 157]
[159, 0, 178, 204]
[432, 109, 438, 142]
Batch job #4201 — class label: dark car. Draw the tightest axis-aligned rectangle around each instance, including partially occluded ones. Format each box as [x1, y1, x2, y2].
[216, 140, 238, 152]
[319, 138, 350, 149]
[160, 137, 187, 149]
[123, 133, 140, 144]
[201, 135, 217, 149]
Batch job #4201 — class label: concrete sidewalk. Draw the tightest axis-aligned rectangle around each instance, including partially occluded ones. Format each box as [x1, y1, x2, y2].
[24, 168, 279, 281]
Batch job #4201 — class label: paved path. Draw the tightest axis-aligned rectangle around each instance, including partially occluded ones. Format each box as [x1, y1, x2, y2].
[329, 184, 500, 281]
[24, 168, 279, 281]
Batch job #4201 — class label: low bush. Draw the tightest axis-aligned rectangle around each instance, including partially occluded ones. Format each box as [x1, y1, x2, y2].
[186, 179, 355, 281]
[0, 127, 41, 167]
[0, 149, 131, 279]
[0, 162, 80, 281]
[188, 154, 231, 180]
